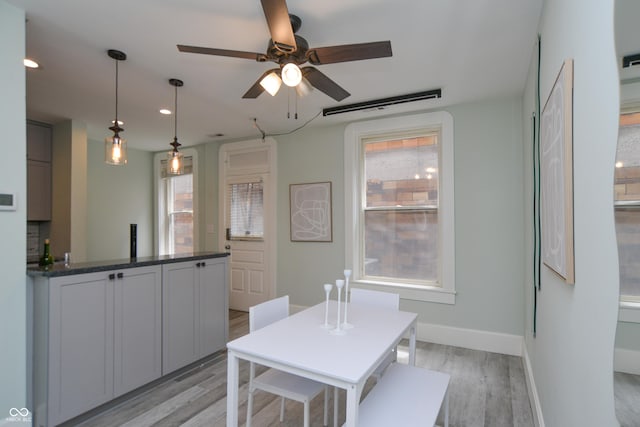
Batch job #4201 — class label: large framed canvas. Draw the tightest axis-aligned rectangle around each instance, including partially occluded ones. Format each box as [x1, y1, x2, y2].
[289, 182, 333, 242]
[540, 58, 575, 284]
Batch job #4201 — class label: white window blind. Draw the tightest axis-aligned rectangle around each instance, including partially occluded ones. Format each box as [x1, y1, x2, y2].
[228, 180, 264, 240]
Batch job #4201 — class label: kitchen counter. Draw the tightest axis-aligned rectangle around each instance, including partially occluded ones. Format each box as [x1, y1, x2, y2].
[29, 252, 229, 426]
[26, 251, 228, 277]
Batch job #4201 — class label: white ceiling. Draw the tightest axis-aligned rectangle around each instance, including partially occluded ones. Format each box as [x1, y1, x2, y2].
[9, 0, 543, 152]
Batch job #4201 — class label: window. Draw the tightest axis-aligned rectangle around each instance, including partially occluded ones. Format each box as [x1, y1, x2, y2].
[345, 112, 455, 304]
[156, 150, 197, 255]
[228, 180, 264, 240]
[615, 111, 640, 303]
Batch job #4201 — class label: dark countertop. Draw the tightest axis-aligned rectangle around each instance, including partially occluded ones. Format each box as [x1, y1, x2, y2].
[27, 251, 228, 278]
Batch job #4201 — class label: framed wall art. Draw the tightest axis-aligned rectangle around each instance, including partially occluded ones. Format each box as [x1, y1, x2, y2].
[540, 58, 575, 284]
[289, 181, 332, 242]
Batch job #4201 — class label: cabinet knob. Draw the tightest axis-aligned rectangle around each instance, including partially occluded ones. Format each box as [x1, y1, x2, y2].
[117, 272, 124, 279]
[195, 262, 201, 268]
[201, 261, 206, 267]
[108, 273, 116, 280]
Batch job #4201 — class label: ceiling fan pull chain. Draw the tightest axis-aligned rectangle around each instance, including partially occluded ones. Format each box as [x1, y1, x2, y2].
[295, 90, 298, 120]
[287, 88, 291, 119]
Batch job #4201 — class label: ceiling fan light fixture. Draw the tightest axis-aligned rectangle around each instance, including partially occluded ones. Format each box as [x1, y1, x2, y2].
[260, 71, 282, 96]
[295, 76, 313, 97]
[281, 62, 302, 87]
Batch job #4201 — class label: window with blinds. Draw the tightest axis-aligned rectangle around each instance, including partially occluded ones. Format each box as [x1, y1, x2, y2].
[228, 180, 264, 240]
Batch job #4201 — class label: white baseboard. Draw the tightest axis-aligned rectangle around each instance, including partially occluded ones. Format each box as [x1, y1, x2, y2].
[522, 344, 545, 427]
[614, 347, 640, 375]
[416, 322, 523, 356]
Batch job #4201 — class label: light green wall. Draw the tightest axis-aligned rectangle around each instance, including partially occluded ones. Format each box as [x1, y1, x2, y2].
[273, 96, 525, 336]
[0, 0, 27, 419]
[522, 0, 619, 425]
[87, 140, 154, 260]
[616, 322, 640, 351]
[275, 124, 346, 306]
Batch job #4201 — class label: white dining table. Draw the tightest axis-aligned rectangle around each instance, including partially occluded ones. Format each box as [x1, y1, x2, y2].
[226, 300, 418, 426]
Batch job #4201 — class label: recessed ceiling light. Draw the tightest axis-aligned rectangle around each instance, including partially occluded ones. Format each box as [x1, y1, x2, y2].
[24, 58, 39, 68]
[159, 108, 172, 115]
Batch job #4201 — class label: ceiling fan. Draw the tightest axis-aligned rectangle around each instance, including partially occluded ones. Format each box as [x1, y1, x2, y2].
[177, 0, 392, 102]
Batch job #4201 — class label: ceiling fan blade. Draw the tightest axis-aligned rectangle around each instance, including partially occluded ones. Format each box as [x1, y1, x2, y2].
[307, 41, 392, 65]
[242, 68, 280, 99]
[260, 0, 297, 53]
[302, 67, 350, 102]
[177, 44, 265, 61]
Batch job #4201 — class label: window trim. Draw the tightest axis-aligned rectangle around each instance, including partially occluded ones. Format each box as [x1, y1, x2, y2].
[154, 148, 198, 255]
[344, 111, 455, 304]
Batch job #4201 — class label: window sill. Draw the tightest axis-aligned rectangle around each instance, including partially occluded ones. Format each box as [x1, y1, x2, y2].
[619, 301, 640, 323]
[351, 280, 455, 305]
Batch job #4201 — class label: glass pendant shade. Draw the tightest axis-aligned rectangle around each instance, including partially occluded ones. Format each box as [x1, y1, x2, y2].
[281, 63, 302, 87]
[260, 71, 282, 96]
[167, 146, 184, 176]
[105, 134, 128, 165]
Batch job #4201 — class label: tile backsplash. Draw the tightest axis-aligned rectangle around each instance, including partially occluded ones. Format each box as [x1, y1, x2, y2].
[27, 222, 40, 262]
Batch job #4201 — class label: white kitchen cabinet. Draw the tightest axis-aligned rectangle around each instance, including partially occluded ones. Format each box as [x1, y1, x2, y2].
[162, 257, 228, 374]
[32, 265, 162, 426]
[29, 254, 227, 426]
[113, 266, 162, 396]
[34, 271, 114, 427]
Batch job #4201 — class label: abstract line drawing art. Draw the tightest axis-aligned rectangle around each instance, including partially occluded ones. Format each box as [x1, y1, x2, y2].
[290, 182, 333, 242]
[540, 58, 574, 284]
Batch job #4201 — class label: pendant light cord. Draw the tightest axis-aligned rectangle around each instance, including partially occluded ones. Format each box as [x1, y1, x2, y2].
[174, 84, 178, 140]
[114, 59, 119, 124]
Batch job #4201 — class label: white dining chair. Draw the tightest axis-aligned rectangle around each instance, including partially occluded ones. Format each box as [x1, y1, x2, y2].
[247, 295, 329, 427]
[349, 288, 400, 381]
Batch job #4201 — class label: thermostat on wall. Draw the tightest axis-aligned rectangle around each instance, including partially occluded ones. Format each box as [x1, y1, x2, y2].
[0, 193, 17, 211]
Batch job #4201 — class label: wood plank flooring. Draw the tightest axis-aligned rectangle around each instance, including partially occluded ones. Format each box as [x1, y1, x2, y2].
[615, 371, 640, 427]
[69, 310, 535, 427]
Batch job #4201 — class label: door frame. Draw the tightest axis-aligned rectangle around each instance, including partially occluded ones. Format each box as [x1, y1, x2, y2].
[218, 138, 277, 307]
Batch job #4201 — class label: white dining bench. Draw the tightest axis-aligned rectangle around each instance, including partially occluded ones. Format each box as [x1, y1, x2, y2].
[348, 362, 450, 427]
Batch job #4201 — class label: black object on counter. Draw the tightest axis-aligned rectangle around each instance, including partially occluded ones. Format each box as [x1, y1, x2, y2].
[130, 224, 137, 259]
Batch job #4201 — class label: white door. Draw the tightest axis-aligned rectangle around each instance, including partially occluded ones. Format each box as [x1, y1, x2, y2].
[219, 140, 276, 311]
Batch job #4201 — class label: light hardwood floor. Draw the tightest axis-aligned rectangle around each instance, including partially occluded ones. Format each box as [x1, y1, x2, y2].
[68, 310, 535, 427]
[615, 371, 640, 427]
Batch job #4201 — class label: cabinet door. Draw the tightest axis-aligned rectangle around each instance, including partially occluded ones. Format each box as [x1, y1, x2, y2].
[27, 122, 52, 162]
[162, 261, 198, 374]
[48, 272, 114, 426]
[27, 160, 51, 221]
[114, 266, 162, 396]
[198, 257, 228, 357]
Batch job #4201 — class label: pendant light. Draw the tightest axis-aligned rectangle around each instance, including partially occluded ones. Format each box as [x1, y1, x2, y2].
[105, 49, 128, 165]
[166, 78, 184, 176]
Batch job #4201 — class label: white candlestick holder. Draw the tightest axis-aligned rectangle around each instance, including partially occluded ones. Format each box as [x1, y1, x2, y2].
[330, 279, 346, 335]
[321, 283, 333, 329]
[342, 269, 353, 329]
